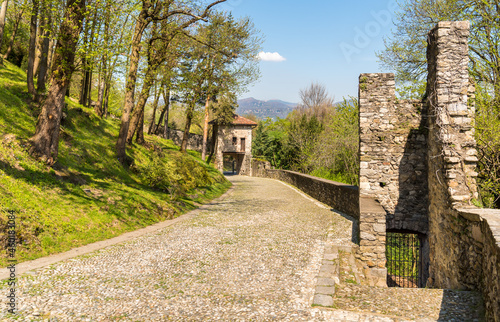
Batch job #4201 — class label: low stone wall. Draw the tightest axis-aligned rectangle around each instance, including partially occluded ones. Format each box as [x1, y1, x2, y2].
[166, 128, 210, 153]
[251, 159, 272, 178]
[453, 208, 500, 321]
[253, 168, 359, 220]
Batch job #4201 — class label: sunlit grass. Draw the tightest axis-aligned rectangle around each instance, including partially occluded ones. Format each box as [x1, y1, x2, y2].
[0, 62, 230, 267]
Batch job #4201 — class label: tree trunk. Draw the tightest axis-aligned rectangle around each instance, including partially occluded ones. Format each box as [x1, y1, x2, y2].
[163, 89, 170, 138]
[66, 82, 70, 97]
[206, 124, 218, 164]
[95, 64, 105, 117]
[3, 3, 24, 60]
[79, 21, 89, 105]
[96, 1, 109, 118]
[86, 69, 92, 107]
[32, 20, 42, 76]
[180, 105, 194, 153]
[27, 0, 38, 98]
[85, 8, 98, 108]
[116, 4, 150, 164]
[103, 78, 110, 116]
[29, 0, 86, 165]
[135, 107, 145, 144]
[0, 0, 8, 64]
[153, 88, 169, 136]
[147, 81, 162, 134]
[126, 66, 156, 143]
[36, 1, 51, 97]
[80, 67, 89, 105]
[46, 38, 55, 73]
[153, 85, 169, 135]
[201, 95, 211, 161]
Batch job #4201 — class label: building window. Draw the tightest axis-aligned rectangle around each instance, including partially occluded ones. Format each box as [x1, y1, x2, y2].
[232, 137, 237, 145]
[240, 138, 246, 152]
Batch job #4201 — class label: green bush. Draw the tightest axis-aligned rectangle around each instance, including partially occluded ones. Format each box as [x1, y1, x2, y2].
[134, 151, 214, 198]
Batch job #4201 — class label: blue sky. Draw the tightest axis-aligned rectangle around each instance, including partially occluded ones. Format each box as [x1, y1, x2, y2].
[220, 0, 398, 103]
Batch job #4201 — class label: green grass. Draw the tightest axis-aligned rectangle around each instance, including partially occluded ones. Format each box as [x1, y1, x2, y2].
[309, 167, 357, 185]
[0, 61, 230, 267]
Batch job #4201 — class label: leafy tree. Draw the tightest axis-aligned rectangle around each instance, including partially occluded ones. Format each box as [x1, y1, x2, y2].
[475, 86, 500, 208]
[378, 0, 500, 100]
[195, 12, 261, 160]
[2, 0, 28, 63]
[310, 97, 359, 185]
[252, 117, 294, 169]
[116, 0, 227, 165]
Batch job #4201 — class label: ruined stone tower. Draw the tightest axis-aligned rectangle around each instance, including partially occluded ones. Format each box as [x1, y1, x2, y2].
[358, 21, 500, 319]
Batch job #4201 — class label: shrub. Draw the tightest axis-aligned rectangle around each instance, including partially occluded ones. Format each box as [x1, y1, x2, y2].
[134, 151, 214, 198]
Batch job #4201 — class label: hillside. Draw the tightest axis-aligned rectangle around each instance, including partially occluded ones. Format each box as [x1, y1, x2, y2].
[237, 97, 297, 120]
[0, 62, 230, 267]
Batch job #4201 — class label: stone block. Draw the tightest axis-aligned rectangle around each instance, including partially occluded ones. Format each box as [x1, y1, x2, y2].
[324, 253, 339, 261]
[319, 264, 336, 276]
[315, 286, 335, 295]
[316, 277, 336, 286]
[370, 267, 388, 278]
[313, 294, 334, 307]
[465, 156, 478, 162]
[360, 232, 376, 241]
[373, 224, 386, 233]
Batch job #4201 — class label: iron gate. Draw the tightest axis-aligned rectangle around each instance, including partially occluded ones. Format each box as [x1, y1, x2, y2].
[386, 232, 423, 288]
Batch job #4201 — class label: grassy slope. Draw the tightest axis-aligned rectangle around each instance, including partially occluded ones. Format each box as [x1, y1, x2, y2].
[0, 62, 230, 267]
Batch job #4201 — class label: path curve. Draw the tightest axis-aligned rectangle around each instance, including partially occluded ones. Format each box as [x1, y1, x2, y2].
[2, 175, 358, 321]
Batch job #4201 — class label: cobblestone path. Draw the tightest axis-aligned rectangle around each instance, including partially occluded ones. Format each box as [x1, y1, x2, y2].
[0, 176, 484, 321]
[1, 176, 356, 321]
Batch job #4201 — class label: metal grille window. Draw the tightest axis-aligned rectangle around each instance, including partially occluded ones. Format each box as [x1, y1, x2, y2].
[386, 232, 422, 288]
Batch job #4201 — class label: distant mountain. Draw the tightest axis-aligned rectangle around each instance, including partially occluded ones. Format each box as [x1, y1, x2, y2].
[236, 98, 297, 120]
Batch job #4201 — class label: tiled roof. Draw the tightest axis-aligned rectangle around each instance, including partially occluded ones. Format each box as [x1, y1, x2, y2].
[232, 115, 258, 126]
[209, 114, 259, 126]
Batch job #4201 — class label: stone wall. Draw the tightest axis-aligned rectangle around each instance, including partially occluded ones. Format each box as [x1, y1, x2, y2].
[425, 21, 500, 320]
[253, 169, 359, 220]
[251, 159, 272, 178]
[358, 73, 430, 284]
[425, 21, 478, 289]
[359, 73, 428, 235]
[166, 128, 210, 153]
[453, 208, 500, 320]
[356, 22, 500, 318]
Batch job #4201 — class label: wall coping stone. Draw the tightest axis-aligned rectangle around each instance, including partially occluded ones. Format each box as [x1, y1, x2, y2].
[267, 169, 359, 191]
[360, 196, 386, 214]
[457, 208, 500, 243]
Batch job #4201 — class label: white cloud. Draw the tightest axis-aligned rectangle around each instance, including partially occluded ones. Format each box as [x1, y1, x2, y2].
[258, 51, 286, 62]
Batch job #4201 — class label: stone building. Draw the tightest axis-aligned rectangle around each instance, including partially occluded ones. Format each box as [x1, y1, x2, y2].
[214, 115, 257, 175]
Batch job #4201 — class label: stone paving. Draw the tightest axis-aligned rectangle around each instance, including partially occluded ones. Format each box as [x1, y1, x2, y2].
[0, 176, 485, 321]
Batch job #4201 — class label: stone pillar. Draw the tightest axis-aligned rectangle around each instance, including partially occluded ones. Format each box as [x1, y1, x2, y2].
[359, 73, 396, 204]
[358, 73, 395, 286]
[426, 21, 479, 288]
